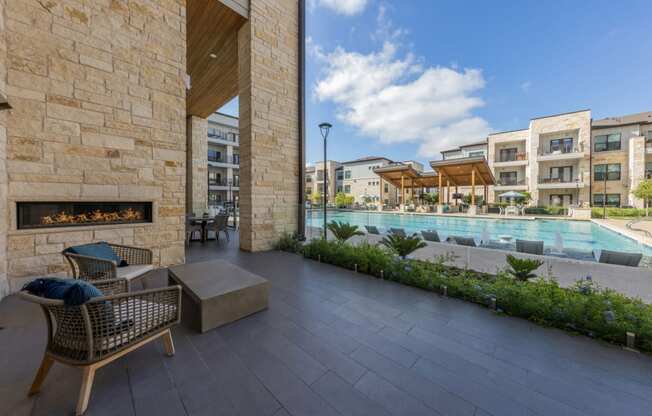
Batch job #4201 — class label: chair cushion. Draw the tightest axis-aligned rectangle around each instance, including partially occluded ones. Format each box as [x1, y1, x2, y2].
[22, 278, 103, 306]
[65, 242, 128, 267]
[117, 264, 154, 280]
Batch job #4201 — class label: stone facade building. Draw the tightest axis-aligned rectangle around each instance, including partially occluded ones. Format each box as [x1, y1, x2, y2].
[0, 0, 304, 298]
[207, 112, 240, 208]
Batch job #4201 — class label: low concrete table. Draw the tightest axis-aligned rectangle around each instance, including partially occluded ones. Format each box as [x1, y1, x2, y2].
[168, 260, 269, 333]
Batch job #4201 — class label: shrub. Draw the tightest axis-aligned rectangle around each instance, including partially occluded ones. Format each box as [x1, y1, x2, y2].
[327, 221, 363, 241]
[380, 233, 427, 259]
[524, 206, 568, 216]
[289, 238, 652, 352]
[591, 207, 646, 219]
[506, 255, 544, 281]
[274, 233, 303, 253]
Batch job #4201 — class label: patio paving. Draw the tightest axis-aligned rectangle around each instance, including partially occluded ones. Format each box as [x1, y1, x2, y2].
[2, 236, 652, 416]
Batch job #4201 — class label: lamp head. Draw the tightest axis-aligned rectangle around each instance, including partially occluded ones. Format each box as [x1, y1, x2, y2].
[319, 122, 332, 140]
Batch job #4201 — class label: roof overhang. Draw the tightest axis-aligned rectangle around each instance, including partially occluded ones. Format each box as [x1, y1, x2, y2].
[429, 156, 495, 186]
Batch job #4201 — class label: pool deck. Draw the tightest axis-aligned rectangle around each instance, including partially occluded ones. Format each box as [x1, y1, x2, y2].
[594, 218, 652, 247]
[327, 209, 579, 222]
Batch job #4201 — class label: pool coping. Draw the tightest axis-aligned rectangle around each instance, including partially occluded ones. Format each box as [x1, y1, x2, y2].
[591, 219, 652, 249]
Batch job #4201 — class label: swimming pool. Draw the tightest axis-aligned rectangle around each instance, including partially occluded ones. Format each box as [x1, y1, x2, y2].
[306, 210, 652, 256]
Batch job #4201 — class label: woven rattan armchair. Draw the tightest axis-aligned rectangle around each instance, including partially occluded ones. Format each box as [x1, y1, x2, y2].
[20, 278, 181, 415]
[63, 243, 153, 283]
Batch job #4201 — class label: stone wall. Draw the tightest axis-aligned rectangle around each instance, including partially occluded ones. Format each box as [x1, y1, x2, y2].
[3, 0, 186, 290]
[186, 115, 208, 215]
[238, 0, 300, 251]
[0, 0, 7, 298]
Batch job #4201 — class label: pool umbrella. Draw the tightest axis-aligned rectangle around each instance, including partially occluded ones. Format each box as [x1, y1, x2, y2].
[498, 191, 526, 206]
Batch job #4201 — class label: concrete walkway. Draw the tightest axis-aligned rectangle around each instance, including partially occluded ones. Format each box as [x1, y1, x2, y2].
[1, 239, 652, 415]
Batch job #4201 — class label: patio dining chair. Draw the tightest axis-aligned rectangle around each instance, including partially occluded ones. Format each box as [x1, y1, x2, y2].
[446, 236, 477, 247]
[421, 230, 440, 242]
[593, 249, 642, 267]
[207, 214, 230, 242]
[185, 215, 203, 244]
[389, 228, 407, 238]
[20, 279, 181, 415]
[63, 243, 154, 283]
[365, 225, 380, 235]
[516, 239, 544, 255]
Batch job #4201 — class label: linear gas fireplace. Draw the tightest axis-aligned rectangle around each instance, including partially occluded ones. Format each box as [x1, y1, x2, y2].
[17, 201, 153, 230]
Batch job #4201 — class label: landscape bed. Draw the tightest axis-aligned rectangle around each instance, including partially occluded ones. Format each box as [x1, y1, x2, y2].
[277, 234, 652, 353]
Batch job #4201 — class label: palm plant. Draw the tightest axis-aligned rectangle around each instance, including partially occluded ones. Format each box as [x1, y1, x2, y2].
[506, 254, 543, 281]
[327, 221, 364, 241]
[381, 233, 426, 259]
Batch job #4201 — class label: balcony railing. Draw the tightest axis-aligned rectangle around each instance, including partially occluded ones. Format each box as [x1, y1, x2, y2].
[538, 142, 584, 156]
[538, 177, 580, 184]
[209, 179, 240, 187]
[208, 132, 239, 143]
[496, 179, 526, 186]
[496, 153, 526, 163]
[207, 154, 240, 165]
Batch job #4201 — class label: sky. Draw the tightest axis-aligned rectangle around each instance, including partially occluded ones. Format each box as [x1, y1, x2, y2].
[220, 0, 652, 167]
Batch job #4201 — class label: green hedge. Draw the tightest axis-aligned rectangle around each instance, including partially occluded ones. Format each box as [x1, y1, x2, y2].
[280, 236, 652, 352]
[591, 207, 647, 218]
[524, 206, 568, 216]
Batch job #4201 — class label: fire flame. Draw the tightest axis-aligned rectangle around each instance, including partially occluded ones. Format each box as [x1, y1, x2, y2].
[41, 208, 144, 225]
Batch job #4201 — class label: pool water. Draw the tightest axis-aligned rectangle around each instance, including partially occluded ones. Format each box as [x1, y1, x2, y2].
[307, 210, 652, 256]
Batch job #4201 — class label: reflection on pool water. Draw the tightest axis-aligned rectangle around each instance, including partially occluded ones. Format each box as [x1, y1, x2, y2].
[307, 210, 652, 256]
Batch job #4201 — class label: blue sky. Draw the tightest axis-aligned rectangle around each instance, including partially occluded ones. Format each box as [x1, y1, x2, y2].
[221, 0, 652, 166]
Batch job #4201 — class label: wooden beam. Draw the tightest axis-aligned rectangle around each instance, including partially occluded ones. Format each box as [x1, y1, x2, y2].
[401, 175, 405, 205]
[471, 169, 476, 205]
[447, 180, 450, 204]
[438, 166, 457, 186]
[473, 164, 486, 186]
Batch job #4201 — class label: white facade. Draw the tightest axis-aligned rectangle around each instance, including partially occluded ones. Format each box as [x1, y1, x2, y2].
[207, 112, 240, 207]
[341, 157, 398, 205]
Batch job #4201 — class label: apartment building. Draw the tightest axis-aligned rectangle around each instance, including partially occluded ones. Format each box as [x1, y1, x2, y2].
[442, 109, 652, 207]
[305, 160, 341, 203]
[339, 157, 401, 205]
[207, 112, 240, 207]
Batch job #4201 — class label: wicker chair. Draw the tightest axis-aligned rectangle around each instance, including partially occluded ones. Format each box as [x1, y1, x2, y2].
[20, 278, 181, 416]
[207, 214, 230, 242]
[63, 243, 153, 283]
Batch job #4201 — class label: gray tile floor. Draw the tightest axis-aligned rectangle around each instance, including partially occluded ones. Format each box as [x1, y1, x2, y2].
[2, 236, 652, 415]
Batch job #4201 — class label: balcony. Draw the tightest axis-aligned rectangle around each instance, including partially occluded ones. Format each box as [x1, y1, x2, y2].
[493, 152, 527, 167]
[208, 131, 239, 147]
[494, 179, 527, 190]
[646, 140, 652, 154]
[537, 177, 585, 189]
[537, 143, 585, 161]
[208, 154, 240, 167]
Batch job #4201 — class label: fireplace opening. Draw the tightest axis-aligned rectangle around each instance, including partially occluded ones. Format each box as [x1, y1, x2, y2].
[17, 202, 153, 230]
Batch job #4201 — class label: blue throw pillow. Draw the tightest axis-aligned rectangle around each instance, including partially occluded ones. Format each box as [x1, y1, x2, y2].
[23, 278, 103, 306]
[64, 242, 128, 267]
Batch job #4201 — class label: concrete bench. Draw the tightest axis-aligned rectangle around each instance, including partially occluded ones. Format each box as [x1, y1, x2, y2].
[168, 260, 269, 332]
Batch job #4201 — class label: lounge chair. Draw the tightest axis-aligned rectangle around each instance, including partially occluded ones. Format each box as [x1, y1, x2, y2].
[446, 236, 477, 247]
[20, 278, 181, 415]
[421, 230, 440, 242]
[389, 228, 407, 238]
[63, 243, 154, 283]
[365, 225, 380, 235]
[593, 249, 642, 267]
[516, 239, 544, 255]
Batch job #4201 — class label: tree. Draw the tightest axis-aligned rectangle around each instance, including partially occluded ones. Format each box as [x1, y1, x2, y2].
[633, 179, 652, 216]
[422, 192, 438, 205]
[311, 192, 322, 206]
[327, 221, 363, 241]
[335, 192, 354, 208]
[381, 233, 427, 259]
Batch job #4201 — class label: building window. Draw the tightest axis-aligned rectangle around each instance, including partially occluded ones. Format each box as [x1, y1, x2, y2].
[646, 162, 652, 179]
[499, 171, 517, 186]
[384, 183, 389, 193]
[594, 164, 621, 181]
[336, 170, 343, 180]
[208, 171, 222, 185]
[208, 149, 221, 162]
[232, 154, 240, 164]
[594, 133, 621, 152]
[499, 148, 517, 162]
[550, 138, 573, 153]
[550, 166, 573, 182]
[468, 150, 485, 157]
[336, 186, 342, 193]
[317, 170, 324, 181]
[344, 185, 351, 193]
[305, 188, 312, 195]
[549, 194, 573, 207]
[306, 175, 312, 183]
[344, 170, 351, 179]
[593, 193, 621, 207]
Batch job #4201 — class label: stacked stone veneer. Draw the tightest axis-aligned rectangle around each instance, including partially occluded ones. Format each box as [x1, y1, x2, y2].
[186, 115, 208, 215]
[2, 0, 187, 291]
[0, 0, 7, 298]
[238, 0, 300, 251]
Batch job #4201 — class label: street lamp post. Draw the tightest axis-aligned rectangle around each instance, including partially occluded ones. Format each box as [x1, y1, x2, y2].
[319, 122, 332, 240]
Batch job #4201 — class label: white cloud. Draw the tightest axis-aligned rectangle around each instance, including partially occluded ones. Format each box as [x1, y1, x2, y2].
[313, 41, 491, 157]
[520, 81, 532, 92]
[309, 0, 369, 16]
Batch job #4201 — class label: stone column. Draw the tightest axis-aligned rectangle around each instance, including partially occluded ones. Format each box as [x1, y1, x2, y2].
[238, 0, 300, 251]
[186, 116, 208, 215]
[0, 0, 7, 299]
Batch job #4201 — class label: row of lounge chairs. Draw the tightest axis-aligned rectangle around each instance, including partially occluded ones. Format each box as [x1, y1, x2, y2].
[363, 225, 642, 267]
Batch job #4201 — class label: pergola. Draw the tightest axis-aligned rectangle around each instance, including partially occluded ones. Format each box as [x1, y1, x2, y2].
[373, 157, 496, 207]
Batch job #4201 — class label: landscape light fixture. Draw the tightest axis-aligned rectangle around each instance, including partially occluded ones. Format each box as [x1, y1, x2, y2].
[319, 122, 332, 240]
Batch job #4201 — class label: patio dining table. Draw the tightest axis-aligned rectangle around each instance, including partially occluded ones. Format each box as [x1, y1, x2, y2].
[188, 216, 215, 242]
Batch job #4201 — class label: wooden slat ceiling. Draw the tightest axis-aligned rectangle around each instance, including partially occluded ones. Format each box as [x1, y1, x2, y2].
[374, 157, 496, 188]
[187, 0, 247, 118]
